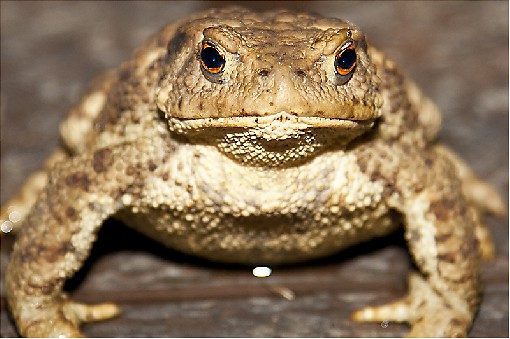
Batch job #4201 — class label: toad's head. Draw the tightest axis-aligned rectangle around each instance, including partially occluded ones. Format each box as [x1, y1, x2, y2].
[156, 7, 382, 166]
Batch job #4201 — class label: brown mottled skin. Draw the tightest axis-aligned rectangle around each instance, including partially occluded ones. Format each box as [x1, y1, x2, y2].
[1, 7, 505, 337]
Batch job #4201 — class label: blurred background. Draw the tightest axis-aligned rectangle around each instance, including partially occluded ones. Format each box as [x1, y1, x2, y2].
[1, 1, 508, 337]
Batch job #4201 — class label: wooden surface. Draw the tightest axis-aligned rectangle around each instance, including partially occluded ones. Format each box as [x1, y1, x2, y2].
[1, 1, 508, 337]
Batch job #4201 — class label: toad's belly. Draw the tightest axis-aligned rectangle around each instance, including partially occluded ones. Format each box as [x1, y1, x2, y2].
[118, 202, 398, 265]
[117, 146, 398, 264]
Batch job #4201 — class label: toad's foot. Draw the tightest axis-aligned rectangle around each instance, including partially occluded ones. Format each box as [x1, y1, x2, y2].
[18, 297, 120, 337]
[352, 273, 471, 337]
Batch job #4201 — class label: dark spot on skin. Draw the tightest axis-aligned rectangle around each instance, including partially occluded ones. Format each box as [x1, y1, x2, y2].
[459, 202, 467, 216]
[429, 198, 456, 221]
[162, 172, 169, 181]
[123, 180, 146, 198]
[448, 318, 464, 328]
[93, 148, 114, 173]
[130, 78, 141, 87]
[352, 97, 358, 104]
[178, 96, 183, 110]
[65, 172, 90, 191]
[413, 183, 424, 193]
[49, 203, 63, 224]
[357, 158, 368, 173]
[18, 247, 36, 263]
[383, 181, 397, 195]
[40, 280, 59, 294]
[400, 143, 411, 155]
[65, 206, 77, 221]
[389, 97, 401, 114]
[95, 105, 120, 129]
[167, 30, 189, 58]
[444, 302, 453, 310]
[405, 110, 420, 130]
[435, 232, 452, 243]
[370, 170, 381, 182]
[269, 102, 274, 107]
[460, 237, 478, 257]
[437, 252, 457, 264]
[118, 66, 132, 82]
[444, 275, 470, 284]
[18, 242, 74, 264]
[148, 161, 157, 171]
[424, 152, 435, 167]
[198, 102, 203, 111]
[55, 243, 75, 259]
[126, 166, 137, 176]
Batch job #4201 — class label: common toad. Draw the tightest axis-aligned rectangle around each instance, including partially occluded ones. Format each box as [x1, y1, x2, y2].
[2, 7, 505, 337]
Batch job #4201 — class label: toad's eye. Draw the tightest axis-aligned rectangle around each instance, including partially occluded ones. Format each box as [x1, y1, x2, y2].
[334, 41, 356, 77]
[200, 41, 225, 74]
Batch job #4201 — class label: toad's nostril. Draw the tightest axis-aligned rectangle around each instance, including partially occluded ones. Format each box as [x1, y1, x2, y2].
[258, 69, 271, 77]
[295, 69, 306, 77]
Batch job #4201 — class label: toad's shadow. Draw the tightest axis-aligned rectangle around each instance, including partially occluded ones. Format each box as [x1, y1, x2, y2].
[65, 217, 408, 292]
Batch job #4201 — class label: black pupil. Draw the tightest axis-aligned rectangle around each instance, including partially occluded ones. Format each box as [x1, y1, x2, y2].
[201, 46, 224, 70]
[337, 48, 356, 71]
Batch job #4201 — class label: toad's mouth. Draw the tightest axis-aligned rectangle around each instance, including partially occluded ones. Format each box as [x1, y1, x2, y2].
[167, 111, 375, 133]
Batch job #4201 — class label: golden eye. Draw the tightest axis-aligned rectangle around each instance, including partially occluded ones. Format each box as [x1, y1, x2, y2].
[335, 41, 356, 77]
[200, 41, 225, 74]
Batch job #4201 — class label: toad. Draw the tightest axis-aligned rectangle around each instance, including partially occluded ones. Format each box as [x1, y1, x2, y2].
[2, 7, 505, 337]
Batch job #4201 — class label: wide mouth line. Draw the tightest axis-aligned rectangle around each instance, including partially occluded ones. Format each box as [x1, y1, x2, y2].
[169, 112, 373, 129]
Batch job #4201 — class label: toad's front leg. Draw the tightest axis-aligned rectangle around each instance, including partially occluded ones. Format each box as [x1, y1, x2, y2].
[5, 138, 166, 337]
[352, 144, 494, 337]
